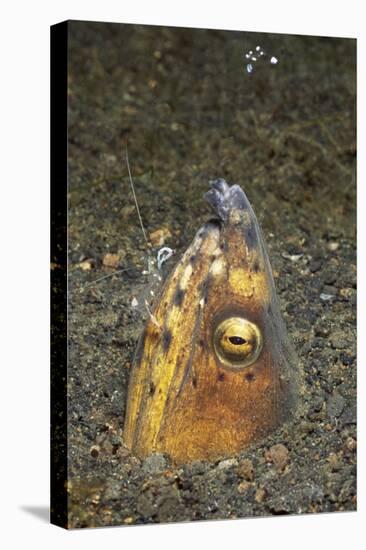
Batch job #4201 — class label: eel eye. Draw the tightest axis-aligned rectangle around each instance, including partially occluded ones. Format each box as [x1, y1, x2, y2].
[213, 317, 263, 368]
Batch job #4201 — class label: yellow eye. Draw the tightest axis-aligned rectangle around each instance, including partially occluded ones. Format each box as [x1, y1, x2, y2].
[213, 317, 263, 368]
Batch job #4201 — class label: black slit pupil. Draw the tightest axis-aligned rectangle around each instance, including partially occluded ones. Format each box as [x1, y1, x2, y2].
[229, 336, 246, 345]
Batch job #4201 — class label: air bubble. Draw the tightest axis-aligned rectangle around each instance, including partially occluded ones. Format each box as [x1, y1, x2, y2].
[244, 47, 278, 75]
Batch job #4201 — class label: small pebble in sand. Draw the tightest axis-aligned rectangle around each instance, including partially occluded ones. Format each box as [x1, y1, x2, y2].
[327, 392, 345, 419]
[217, 458, 238, 470]
[327, 452, 342, 472]
[339, 287, 355, 300]
[90, 493, 101, 505]
[142, 453, 169, 475]
[90, 445, 100, 458]
[102, 153, 117, 166]
[79, 260, 93, 271]
[265, 443, 289, 472]
[345, 437, 356, 452]
[123, 516, 134, 524]
[255, 487, 267, 503]
[330, 330, 348, 350]
[238, 481, 252, 494]
[102, 253, 120, 268]
[149, 227, 172, 247]
[281, 251, 303, 262]
[320, 293, 335, 302]
[237, 458, 254, 481]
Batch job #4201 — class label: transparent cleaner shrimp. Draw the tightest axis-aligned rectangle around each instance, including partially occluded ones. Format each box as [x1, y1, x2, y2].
[76, 146, 174, 328]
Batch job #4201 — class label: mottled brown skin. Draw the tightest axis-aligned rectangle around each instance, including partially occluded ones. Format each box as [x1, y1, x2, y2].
[124, 180, 296, 463]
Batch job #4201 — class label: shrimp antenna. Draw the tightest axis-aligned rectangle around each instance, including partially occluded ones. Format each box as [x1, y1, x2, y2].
[73, 146, 150, 294]
[125, 144, 149, 246]
[70, 267, 132, 294]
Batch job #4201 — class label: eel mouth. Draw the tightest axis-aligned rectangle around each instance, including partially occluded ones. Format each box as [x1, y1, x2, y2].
[205, 178, 250, 222]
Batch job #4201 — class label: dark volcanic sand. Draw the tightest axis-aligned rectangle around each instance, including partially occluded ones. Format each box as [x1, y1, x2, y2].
[66, 21, 356, 528]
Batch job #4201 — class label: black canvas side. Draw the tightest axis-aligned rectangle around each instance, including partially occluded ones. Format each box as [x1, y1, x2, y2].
[50, 20, 68, 529]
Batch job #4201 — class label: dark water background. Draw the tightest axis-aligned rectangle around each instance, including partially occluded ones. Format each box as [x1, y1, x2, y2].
[67, 21, 356, 527]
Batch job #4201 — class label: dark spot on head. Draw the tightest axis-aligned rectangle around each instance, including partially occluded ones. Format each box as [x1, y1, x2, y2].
[162, 328, 172, 352]
[252, 260, 260, 272]
[189, 254, 197, 264]
[245, 372, 256, 382]
[220, 240, 228, 252]
[151, 330, 160, 342]
[199, 338, 208, 351]
[149, 382, 155, 396]
[173, 287, 185, 306]
[244, 223, 258, 250]
[218, 372, 225, 382]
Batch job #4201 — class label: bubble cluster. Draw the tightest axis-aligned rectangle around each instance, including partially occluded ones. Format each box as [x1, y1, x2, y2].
[244, 45, 278, 74]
